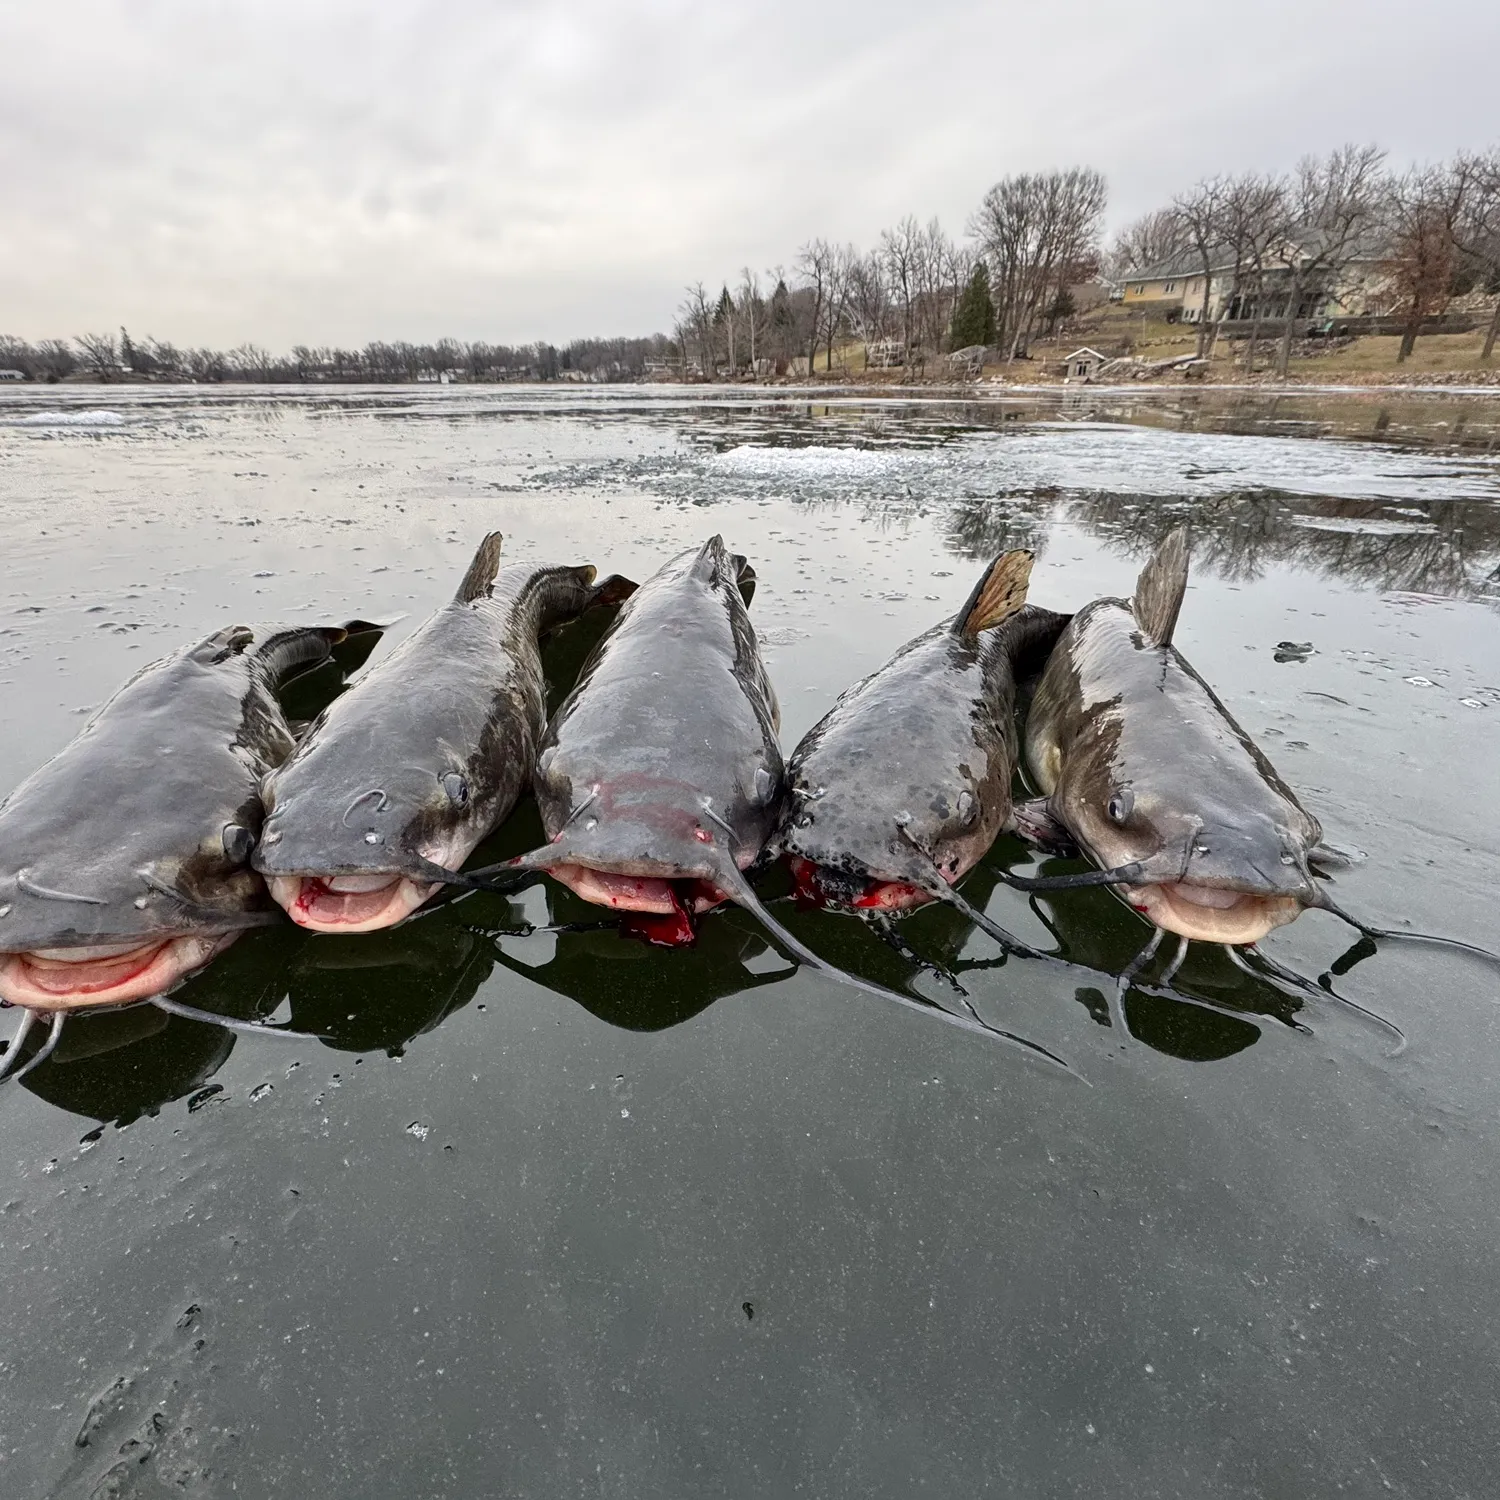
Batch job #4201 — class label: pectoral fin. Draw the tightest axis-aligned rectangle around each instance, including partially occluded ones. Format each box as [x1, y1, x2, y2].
[1011, 798, 1078, 856]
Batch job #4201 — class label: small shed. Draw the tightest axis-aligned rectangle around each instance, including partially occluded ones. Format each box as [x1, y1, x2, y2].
[1062, 347, 1107, 381]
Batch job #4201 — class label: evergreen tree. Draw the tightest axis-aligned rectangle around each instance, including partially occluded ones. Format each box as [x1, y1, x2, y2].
[949, 264, 996, 349]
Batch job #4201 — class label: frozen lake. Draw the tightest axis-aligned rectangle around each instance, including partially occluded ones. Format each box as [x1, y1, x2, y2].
[1, 383, 1498, 1498]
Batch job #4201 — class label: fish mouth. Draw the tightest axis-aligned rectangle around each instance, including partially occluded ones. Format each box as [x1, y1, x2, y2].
[549, 863, 729, 917]
[787, 856, 943, 913]
[267, 873, 440, 933]
[0, 934, 239, 1012]
[1124, 880, 1304, 945]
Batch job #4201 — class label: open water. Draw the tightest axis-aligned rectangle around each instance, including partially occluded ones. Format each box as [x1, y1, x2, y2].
[1, 383, 1498, 1498]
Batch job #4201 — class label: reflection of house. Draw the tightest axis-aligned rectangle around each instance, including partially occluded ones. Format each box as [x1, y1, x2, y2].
[1120, 234, 1394, 325]
[1062, 347, 1107, 379]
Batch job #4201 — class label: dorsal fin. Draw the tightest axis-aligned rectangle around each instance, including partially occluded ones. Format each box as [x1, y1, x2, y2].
[1132, 527, 1190, 647]
[690, 534, 728, 583]
[456, 532, 503, 603]
[952, 550, 1033, 637]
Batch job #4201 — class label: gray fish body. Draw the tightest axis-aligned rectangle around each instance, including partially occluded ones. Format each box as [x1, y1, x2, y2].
[474, 540, 1088, 1066]
[256, 547, 600, 929]
[0, 624, 338, 1010]
[779, 603, 1069, 904]
[527, 536, 782, 906]
[1025, 531, 1325, 944]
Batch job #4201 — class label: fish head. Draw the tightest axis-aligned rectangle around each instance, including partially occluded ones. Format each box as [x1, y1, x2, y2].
[778, 772, 998, 913]
[0, 799, 270, 1013]
[528, 764, 772, 924]
[255, 735, 492, 934]
[1051, 708, 1326, 946]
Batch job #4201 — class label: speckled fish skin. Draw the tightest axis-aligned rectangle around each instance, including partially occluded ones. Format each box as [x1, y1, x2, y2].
[1024, 529, 1325, 943]
[0, 624, 339, 1000]
[777, 595, 1069, 899]
[530, 535, 782, 892]
[255, 540, 604, 918]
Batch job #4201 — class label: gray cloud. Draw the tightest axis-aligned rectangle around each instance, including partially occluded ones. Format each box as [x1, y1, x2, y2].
[2, 0, 1496, 346]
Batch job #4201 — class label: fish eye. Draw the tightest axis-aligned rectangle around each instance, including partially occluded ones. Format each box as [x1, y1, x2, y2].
[1107, 789, 1135, 824]
[441, 772, 470, 806]
[221, 823, 256, 864]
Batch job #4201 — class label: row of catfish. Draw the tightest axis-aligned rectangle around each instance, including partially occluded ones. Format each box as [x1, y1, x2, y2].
[1, 528, 1493, 1083]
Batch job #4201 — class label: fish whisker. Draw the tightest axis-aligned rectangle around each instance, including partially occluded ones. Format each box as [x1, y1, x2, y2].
[1311, 890, 1500, 972]
[147, 994, 331, 1040]
[0, 1009, 38, 1083]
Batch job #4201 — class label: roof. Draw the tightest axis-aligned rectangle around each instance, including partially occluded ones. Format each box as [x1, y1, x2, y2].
[1122, 226, 1392, 284]
[1064, 347, 1108, 361]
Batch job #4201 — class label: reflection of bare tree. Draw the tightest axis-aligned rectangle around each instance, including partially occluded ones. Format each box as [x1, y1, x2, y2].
[1058, 490, 1500, 599]
[944, 494, 1058, 561]
[662, 392, 1500, 600]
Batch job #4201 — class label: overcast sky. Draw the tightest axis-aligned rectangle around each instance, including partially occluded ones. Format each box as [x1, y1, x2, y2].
[3, 0, 1497, 348]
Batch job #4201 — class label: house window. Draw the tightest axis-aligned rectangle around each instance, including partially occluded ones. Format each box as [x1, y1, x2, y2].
[1163, 281, 1175, 293]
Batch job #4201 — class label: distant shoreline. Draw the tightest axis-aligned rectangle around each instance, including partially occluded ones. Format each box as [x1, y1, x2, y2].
[4, 376, 1500, 400]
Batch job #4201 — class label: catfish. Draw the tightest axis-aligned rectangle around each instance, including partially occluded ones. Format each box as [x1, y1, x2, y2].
[776, 550, 1074, 953]
[254, 533, 628, 933]
[459, 535, 1076, 1062]
[0, 623, 348, 1077]
[1020, 527, 1498, 993]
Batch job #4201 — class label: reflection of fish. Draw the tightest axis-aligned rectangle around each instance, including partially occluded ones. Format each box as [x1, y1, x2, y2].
[776, 550, 1069, 952]
[485, 883, 795, 1033]
[255, 534, 628, 933]
[462, 536, 1073, 1062]
[0, 623, 346, 1071]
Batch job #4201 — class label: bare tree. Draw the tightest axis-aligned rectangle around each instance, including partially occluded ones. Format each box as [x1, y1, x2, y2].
[879, 216, 923, 360]
[1210, 172, 1291, 364]
[35, 338, 78, 380]
[1450, 148, 1500, 361]
[844, 250, 890, 361]
[795, 238, 838, 376]
[1173, 177, 1227, 356]
[74, 330, 119, 381]
[737, 267, 762, 374]
[1106, 209, 1187, 280]
[910, 218, 962, 357]
[970, 168, 1107, 360]
[1273, 144, 1388, 376]
[677, 282, 717, 379]
[1383, 164, 1465, 362]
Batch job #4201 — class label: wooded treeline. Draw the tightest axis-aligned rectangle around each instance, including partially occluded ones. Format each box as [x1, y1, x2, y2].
[0, 331, 675, 384]
[676, 167, 1108, 378]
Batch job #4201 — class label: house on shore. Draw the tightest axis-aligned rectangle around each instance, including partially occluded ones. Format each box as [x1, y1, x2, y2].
[0, 368, 27, 381]
[1120, 233, 1394, 328]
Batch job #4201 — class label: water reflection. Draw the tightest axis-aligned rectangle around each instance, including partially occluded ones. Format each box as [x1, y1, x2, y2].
[981, 839, 1305, 1062]
[16, 936, 275, 1125]
[943, 490, 1500, 600]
